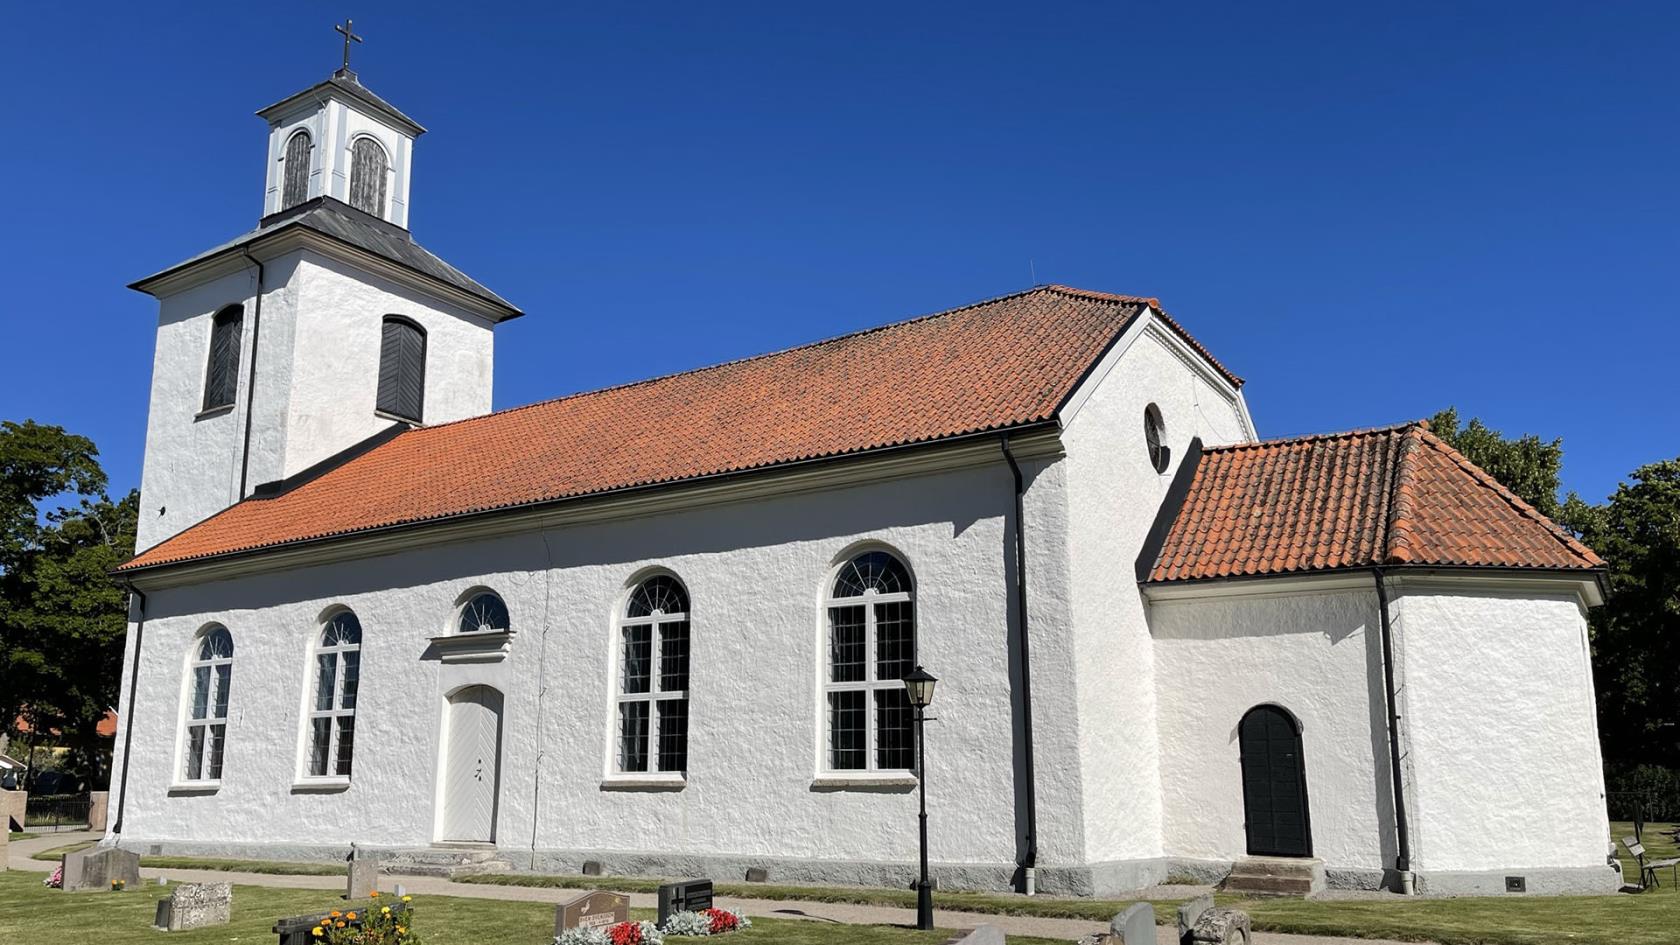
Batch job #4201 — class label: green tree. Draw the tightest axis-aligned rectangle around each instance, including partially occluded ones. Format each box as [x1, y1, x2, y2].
[1573, 459, 1680, 767]
[1428, 407, 1567, 518]
[0, 420, 135, 787]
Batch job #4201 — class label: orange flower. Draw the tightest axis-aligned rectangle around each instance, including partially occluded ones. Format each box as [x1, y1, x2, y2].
[370, 890, 380, 897]
[335, 921, 347, 928]
[346, 912, 357, 920]
[330, 911, 342, 918]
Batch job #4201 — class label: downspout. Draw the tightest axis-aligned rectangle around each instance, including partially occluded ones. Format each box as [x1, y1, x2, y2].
[1000, 434, 1039, 893]
[1371, 567, 1414, 893]
[236, 248, 266, 498]
[112, 583, 147, 836]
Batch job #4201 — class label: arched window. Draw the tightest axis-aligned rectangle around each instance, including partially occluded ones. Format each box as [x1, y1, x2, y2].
[348, 136, 389, 216]
[459, 591, 510, 634]
[825, 550, 915, 771]
[182, 626, 234, 782]
[306, 611, 362, 778]
[376, 316, 426, 422]
[616, 574, 690, 774]
[202, 305, 244, 411]
[281, 130, 312, 209]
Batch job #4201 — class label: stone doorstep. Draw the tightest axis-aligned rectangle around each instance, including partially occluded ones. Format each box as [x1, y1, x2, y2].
[1220, 856, 1325, 897]
[381, 846, 515, 879]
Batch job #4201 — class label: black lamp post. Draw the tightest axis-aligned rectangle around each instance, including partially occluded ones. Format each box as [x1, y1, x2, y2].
[904, 665, 938, 931]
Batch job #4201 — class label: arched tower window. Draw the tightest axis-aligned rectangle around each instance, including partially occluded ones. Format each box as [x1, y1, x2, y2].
[348, 136, 389, 217]
[281, 130, 312, 209]
[376, 316, 426, 422]
[458, 591, 511, 634]
[616, 574, 690, 774]
[202, 305, 244, 411]
[181, 626, 234, 782]
[824, 550, 915, 771]
[306, 611, 362, 778]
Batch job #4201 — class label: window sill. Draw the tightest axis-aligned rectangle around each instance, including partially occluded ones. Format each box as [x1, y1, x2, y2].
[167, 780, 222, 795]
[809, 774, 919, 793]
[375, 410, 422, 427]
[600, 774, 687, 792]
[291, 777, 351, 793]
[194, 404, 234, 422]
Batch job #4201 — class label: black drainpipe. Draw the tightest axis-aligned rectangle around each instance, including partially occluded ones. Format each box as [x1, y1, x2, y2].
[236, 248, 266, 499]
[1000, 435, 1039, 891]
[1371, 567, 1414, 892]
[112, 582, 147, 835]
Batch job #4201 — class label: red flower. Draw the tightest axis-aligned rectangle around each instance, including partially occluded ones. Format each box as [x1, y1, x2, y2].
[607, 921, 643, 945]
[704, 909, 741, 934]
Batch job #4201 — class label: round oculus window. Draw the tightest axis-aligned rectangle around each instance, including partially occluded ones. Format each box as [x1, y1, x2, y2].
[1144, 404, 1169, 473]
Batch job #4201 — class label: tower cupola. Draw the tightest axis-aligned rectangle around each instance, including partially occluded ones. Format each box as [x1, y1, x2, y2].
[256, 22, 425, 227]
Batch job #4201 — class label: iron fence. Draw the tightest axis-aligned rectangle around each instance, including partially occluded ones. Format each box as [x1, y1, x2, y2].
[23, 793, 91, 830]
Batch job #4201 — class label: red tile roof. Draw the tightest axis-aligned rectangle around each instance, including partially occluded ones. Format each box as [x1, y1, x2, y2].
[125, 285, 1234, 572]
[1147, 422, 1602, 583]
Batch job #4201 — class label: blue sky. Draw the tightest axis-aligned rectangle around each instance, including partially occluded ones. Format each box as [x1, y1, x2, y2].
[1, 2, 1674, 505]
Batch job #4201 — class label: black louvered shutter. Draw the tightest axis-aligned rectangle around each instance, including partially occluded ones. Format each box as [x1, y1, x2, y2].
[203, 307, 243, 410]
[377, 317, 425, 421]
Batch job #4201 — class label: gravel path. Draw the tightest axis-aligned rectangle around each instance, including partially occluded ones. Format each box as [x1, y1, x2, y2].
[7, 831, 1436, 944]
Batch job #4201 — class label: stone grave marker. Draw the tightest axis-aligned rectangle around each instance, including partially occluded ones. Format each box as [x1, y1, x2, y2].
[1112, 902, 1154, 945]
[61, 847, 141, 892]
[154, 882, 233, 931]
[555, 890, 628, 935]
[1177, 893, 1213, 945]
[656, 878, 714, 925]
[347, 847, 381, 899]
[948, 925, 1005, 944]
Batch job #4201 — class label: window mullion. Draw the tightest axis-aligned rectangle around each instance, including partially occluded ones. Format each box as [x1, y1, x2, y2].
[865, 601, 878, 770]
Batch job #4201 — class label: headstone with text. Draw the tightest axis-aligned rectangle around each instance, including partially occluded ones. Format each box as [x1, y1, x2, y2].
[555, 890, 628, 935]
[656, 878, 714, 925]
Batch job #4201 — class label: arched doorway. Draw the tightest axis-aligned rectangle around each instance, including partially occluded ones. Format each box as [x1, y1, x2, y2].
[440, 685, 503, 843]
[1239, 705, 1312, 857]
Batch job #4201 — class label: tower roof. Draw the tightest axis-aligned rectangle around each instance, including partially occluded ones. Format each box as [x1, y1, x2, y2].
[129, 196, 521, 321]
[256, 71, 426, 136]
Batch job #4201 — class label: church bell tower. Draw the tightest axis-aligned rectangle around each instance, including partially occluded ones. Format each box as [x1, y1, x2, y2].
[128, 24, 523, 553]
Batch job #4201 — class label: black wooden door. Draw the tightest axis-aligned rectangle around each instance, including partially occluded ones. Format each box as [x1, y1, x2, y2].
[1239, 705, 1313, 857]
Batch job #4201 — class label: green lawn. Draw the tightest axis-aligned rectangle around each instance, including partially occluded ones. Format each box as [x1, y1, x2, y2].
[27, 842, 343, 875]
[7, 830, 38, 841]
[0, 872, 1061, 945]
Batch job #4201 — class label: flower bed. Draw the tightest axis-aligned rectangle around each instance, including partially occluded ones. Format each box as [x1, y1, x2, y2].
[552, 909, 751, 945]
[309, 892, 418, 944]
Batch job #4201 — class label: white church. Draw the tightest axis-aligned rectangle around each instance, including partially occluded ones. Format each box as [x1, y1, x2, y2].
[106, 63, 1619, 898]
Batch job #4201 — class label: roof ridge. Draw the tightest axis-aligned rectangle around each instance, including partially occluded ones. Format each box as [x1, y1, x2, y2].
[1205, 420, 1422, 453]
[407, 284, 1148, 437]
[1383, 423, 1427, 565]
[1411, 427, 1604, 567]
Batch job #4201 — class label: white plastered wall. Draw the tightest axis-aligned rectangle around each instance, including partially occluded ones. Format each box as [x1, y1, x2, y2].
[136, 248, 494, 550]
[111, 460, 1069, 876]
[1396, 586, 1610, 875]
[1151, 584, 1395, 873]
[1058, 317, 1253, 870]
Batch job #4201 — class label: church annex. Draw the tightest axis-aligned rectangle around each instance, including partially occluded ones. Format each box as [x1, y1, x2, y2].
[106, 66, 1617, 897]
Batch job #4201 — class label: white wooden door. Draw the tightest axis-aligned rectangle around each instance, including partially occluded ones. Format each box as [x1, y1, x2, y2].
[441, 686, 502, 842]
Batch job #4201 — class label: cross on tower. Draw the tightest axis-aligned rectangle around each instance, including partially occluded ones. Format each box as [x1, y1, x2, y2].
[334, 19, 363, 73]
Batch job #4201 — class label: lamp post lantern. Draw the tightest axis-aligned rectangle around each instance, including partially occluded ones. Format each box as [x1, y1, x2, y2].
[904, 665, 938, 930]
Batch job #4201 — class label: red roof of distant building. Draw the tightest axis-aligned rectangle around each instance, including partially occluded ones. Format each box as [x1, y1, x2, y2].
[1147, 422, 1602, 583]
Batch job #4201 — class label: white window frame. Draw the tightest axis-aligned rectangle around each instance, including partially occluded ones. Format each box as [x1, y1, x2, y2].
[300, 610, 361, 785]
[822, 551, 916, 774]
[610, 574, 690, 780]
[177, 625, 234, 787]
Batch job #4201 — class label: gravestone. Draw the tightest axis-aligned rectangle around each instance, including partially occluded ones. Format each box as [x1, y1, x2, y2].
[346, 847, 380, 899]
[656, 878, 714, 925]
[61, 847, 141, 892]
[555, 890, 628, 935]
[946, 925, 1005, 944]
[1112, 902, 1155, 945]
[1177, 894, 1213, 945]
[155, 881, 232, 931]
